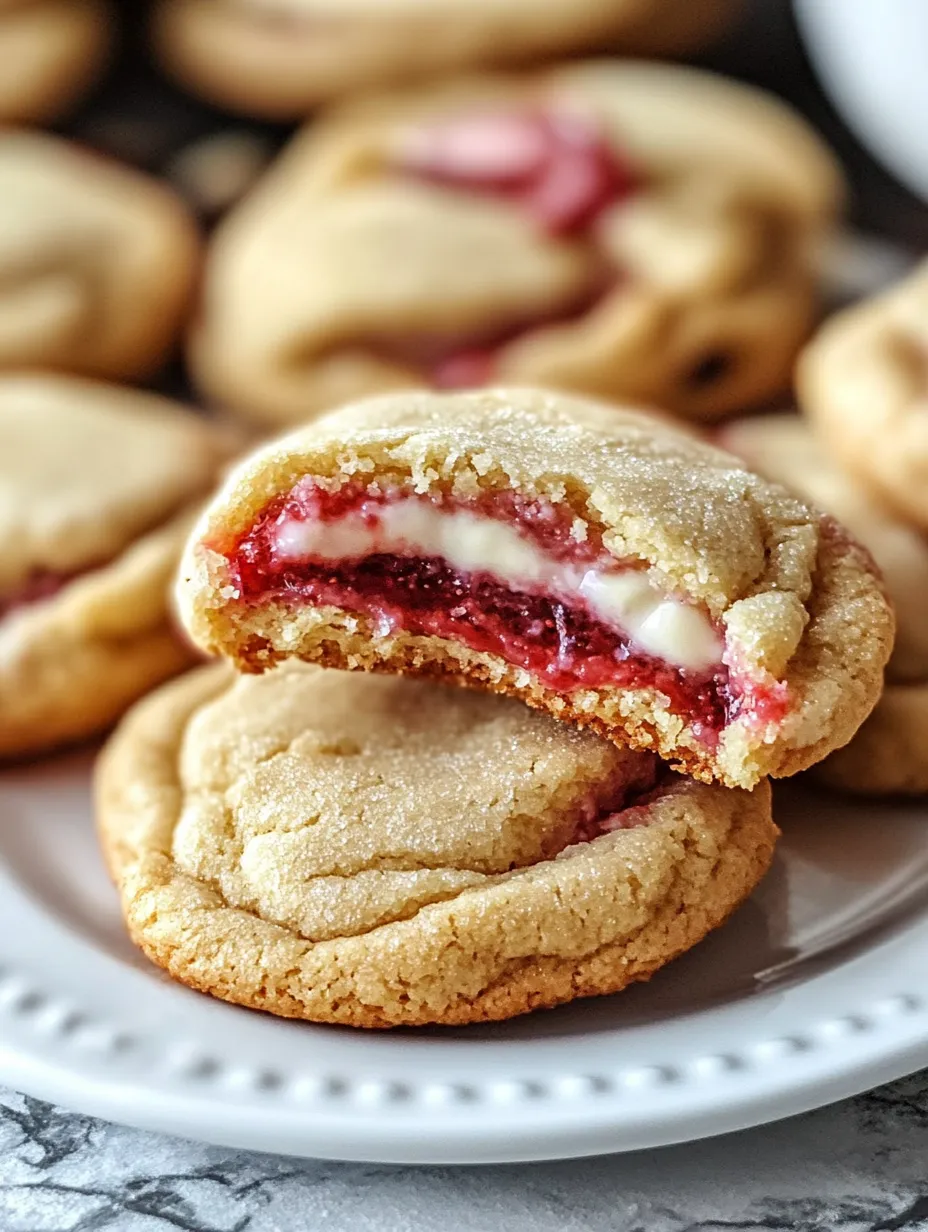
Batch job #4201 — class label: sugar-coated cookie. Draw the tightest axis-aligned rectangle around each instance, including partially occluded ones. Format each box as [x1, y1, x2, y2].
[0, 129, 200, 380]
[189, 62, 842, 429]
[814, 684, 928, 796]
[798, 259, 928, 533]
[97, 662, 777, 1027]
[177, 388, 892, 790]
[0, 374, 227, 757]
[0, 0, 112, 124]
[151, 0, 740, 120]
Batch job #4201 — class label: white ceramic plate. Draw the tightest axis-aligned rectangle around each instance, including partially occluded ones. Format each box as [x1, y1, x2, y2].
[0, 753, 926, 1165]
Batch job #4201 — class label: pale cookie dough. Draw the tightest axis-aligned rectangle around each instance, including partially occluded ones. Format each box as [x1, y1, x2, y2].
[0, 128, 200, 380]
[96, 662, 778, 1028]
[722, 413, 928, 796]
[720, 413, 928, 684]
[798, 258, 928, 533]
[0, 374, 228, 758]
[189, 61, 842, 429]
[0, 0, 112, 124]
[177, 388, 893, 791]
[151, 0, 740, 121]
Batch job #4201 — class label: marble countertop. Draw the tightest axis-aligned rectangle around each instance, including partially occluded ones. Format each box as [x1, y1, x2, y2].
[0, 1072, 925, 1231]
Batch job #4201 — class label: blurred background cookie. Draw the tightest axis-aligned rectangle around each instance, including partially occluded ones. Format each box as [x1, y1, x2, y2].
[723, 412, 928, 796]
[0, 128, 200, 380]
[0, 0, 112, 124]
[0, 374, 229, 758]
[150, 0, 741, 121]
[188, 61, 842, 429]
[798, 259, 928, 534]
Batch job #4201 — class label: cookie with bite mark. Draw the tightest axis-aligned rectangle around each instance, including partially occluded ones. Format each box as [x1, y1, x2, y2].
[177, 388, 893, 790]
[0, 374, 228, 758]
[97, 661, 777, 1028]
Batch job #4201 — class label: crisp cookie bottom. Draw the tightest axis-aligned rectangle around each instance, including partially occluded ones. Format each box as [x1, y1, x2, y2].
[97, 665, 777, 1029]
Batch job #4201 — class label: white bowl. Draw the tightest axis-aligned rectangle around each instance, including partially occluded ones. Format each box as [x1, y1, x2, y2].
[795, 0, 928, 201]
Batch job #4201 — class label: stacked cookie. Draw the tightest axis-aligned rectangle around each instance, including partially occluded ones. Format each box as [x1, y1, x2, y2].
[97, 389, 892, 1026]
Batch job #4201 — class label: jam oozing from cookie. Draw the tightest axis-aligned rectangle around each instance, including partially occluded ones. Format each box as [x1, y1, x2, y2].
[384, 107, 635, 388]
[224, 480, 763, 738]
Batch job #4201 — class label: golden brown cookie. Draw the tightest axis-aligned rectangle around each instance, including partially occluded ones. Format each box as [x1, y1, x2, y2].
[0, 128, 200, 380]
[0, 0, 112, 124]
[177, 388, 893, 790]
[720, 413, 928, 684]
[189, 61, 842, 429]
[0, 374, 228, 758]
[798, 259, 928, 533]
[151, 0, 740, 120]
[723, 412, 928, 796]
[96, 661, 778, 1028]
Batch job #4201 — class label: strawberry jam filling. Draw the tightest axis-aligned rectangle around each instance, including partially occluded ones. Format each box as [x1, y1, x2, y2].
[220, 481, 779, 741]
[381, 106, 636, 388]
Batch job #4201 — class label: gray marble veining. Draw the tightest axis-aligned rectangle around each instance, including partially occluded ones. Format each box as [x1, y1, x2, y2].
[0, 1073, 925, 1232]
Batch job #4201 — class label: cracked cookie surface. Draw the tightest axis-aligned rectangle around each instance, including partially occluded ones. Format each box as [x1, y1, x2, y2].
[0, 373, 227, 757]
[97, 661, 777, 1028]
[178, 387, 893, 790]
[189, 60, 841, 428]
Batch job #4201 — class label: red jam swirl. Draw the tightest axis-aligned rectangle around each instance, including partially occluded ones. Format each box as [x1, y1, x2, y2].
[226, 481, 747, 738]
[387, 106, 636, 388]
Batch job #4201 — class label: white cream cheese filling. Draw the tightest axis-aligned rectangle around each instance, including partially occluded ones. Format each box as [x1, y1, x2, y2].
[274, 501, 723, 673]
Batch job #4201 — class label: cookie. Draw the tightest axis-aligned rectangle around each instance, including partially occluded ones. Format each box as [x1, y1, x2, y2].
[0, 374, 228, 758]
[723, 413, 928, 796]
[189, 61, 842, 429]
[0, 128, 199, 380]
[0, 0, 111, 124]
[151, 0, 741, 120]
[721, 413, 928, 684]
[814, 684, 928, 796]
[96, 661, 777, 1027]
[177, 388, 893, 790]
[798, 259, 928, 533]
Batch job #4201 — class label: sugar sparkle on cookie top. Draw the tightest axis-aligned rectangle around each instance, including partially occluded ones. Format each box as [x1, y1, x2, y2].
[178, 387, 893, 790]
[97, 661, 777, 1028]
[189, 60, 842, 429]
[0, 373, 229, 757]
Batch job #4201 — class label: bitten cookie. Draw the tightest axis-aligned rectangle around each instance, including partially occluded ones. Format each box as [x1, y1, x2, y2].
[151, 0, 739, 120]
[798, 259, 928, 533]
[96, 661, 777, 1028]
[0, 129, 200, 380]
[177, 388, 893, 790]
[189, 61, 842, 429]
[724, 413, 928, 795]
[0, 0, 111, 124]
[0, 374, 228, 758]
